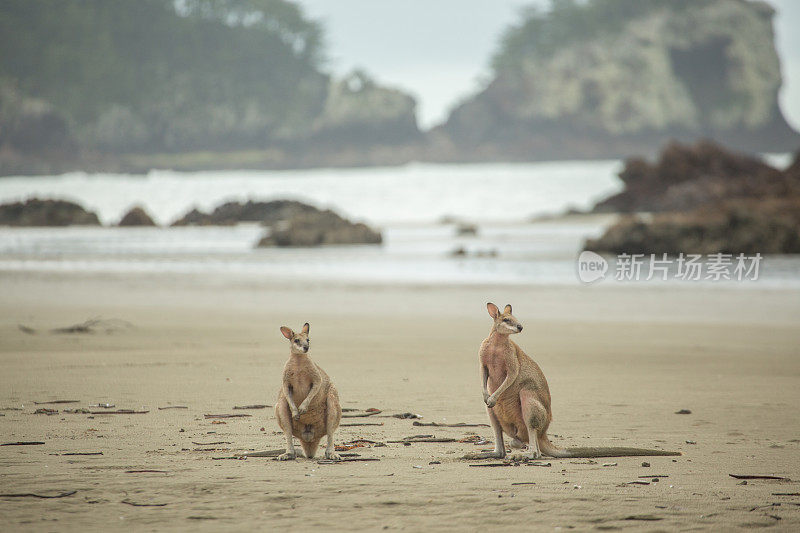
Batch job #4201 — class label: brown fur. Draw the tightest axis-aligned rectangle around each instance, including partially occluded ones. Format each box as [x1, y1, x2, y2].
[275, 322, 342, 461]
[477, 303, 679, 459]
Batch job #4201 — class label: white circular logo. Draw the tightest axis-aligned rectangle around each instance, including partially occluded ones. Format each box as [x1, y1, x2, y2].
[577, 251, 608, 283]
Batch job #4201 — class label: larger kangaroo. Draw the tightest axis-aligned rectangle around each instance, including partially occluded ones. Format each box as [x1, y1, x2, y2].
[275, 322, 342, 461]
[477, 303, 679, 459]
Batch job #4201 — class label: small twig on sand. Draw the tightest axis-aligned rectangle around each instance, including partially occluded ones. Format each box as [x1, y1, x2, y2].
[413, 421, 489, 428]
[90, 410, 148, 415]
[317, 458, 380, 464]
[729, 474, 789, 481]
[340, 423, 384, 427]
[33, 400, 79, 405]
[125, 470, 168, 474]
[342, 410, 382, 418]
[18, 325, 36, 335]
[0, 491, 76, 499]
[48, 318, 133, 335]
[61, 452, 103, 456]
[624, 515, 662, 521]
[511, 482, 537, 485]
[232, 405, 270, 410]
[121, 499, 168, 507]
[192, 441, 232, 446]
[204, 414, 251, 419]
[158, 406, 188, 410]
[388, 435, 456, 443]
[1, 441, 45, 446]
[469, 463, 513, 467]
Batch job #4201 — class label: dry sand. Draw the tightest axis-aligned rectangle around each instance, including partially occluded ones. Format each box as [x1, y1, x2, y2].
[1, 271, 799, 531]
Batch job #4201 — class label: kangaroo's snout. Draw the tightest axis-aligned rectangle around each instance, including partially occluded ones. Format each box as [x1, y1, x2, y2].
[517, 325, 523, 332]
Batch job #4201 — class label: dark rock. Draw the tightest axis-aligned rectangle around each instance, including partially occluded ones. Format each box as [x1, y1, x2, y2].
[171, 200, 320, 226]
[257, 210, 382, 247]
[118, 206, 156, 226]
[593, 140, 791, 213]
[0, 198, 100, 226]
[455, 223, 478, 236]
[586, 199, 800, 255]
[586, 141, 800, 255]
[170, 208, 211, 226]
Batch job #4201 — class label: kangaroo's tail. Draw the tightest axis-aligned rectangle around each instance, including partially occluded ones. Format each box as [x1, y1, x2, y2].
[537, 434, 680, 458]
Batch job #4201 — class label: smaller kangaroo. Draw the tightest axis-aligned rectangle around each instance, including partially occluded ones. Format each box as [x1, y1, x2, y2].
[275, 322, 342, 461]
[477, 303, 679, 459]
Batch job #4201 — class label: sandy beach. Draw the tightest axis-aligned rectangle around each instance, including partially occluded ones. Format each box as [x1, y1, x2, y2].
[1, 270, 799, 531]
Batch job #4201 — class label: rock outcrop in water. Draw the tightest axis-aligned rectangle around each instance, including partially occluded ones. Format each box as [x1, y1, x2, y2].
[257, 210, 382, 247]
[435, 0, 799, 160]
[0, 198, 100, 226]
[171, 200, 321, 227]
[118, 206, 156, 227]
[593, 140, 798, 213]
[586, 142, 800, 254]
[171, 199, 382, 247]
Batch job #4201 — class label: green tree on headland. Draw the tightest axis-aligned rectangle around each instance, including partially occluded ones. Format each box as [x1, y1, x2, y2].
[0, 0, 328, 152]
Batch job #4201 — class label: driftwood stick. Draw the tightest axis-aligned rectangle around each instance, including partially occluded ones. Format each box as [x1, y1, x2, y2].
[121, 499, 168, 507]
[729, 474, 789, 480]
[90, 410, 148, 415]
[413, 421, 489, 428]
[0, 491, 77, 498]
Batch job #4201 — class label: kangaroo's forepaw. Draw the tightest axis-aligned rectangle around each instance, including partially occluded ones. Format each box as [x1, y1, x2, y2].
[324, 450, 341, 461]
[277, 451, 296, 461]
[485, 397, 497, 408]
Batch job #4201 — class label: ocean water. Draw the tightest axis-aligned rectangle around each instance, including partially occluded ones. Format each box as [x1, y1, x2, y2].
[0, 161, 798, 287]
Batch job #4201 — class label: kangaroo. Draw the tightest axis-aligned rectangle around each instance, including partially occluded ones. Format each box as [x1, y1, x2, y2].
[477, 303, 679, 459]
[275, 322, 342, 461]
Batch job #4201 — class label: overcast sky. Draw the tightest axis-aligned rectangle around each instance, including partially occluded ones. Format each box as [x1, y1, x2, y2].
[295, 0, 800, 131]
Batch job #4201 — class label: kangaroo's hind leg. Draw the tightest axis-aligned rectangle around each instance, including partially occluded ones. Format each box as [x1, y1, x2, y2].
[324, 386, 342, 460]
[275, 399, 297, 460]
[520, 390, 549, 460]
[468, 406, 507, 459]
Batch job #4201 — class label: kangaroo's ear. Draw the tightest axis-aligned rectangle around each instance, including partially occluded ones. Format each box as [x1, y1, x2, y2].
[487, 302, 499, 318]
[504, 304, 512, 315]
[301, 322, 310, 335]
[280, 326, 294, 339]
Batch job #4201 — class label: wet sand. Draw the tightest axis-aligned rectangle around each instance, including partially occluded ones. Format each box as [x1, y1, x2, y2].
[1, 271, 799, 531]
